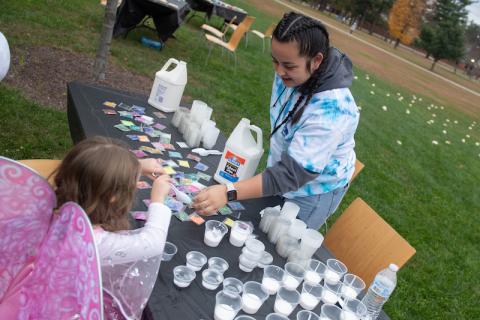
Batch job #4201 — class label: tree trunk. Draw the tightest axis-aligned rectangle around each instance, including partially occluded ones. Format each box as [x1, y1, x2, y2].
[93, 0, 118, 82]
[394, 38, 400, 48]
[430, 59, 438, 71]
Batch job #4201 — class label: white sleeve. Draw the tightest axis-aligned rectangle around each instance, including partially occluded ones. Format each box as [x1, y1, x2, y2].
[95, 202, 172, 266]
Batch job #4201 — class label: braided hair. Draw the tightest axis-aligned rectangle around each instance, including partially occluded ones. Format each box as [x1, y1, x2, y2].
[272, 12, 330, 125]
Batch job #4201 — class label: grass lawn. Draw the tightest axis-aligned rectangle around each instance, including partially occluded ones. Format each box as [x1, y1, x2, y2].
[1, 0, 479, 318]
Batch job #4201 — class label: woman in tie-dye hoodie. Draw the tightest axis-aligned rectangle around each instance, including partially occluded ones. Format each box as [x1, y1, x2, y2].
[194, 12, 360, 229]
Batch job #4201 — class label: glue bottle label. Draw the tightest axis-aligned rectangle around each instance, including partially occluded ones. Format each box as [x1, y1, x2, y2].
[219, 151, 245, 182]
[154, 83, 167, 104]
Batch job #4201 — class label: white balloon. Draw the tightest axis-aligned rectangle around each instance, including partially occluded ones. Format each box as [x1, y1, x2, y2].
[0, 32, 11, 82]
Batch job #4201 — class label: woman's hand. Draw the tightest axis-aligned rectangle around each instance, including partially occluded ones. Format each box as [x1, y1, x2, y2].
[151, 174, 172, 204]
[139, 158, 165, 179]
[193, 185, 228, 215]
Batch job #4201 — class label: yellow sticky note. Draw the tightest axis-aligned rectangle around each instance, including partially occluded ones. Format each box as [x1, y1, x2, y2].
[103, 101, 117, 108]
[223, 217, 234, 227]
[178, 160, 190, 168]
[163, 166, 176, 175]
[121, 120, 134, 127]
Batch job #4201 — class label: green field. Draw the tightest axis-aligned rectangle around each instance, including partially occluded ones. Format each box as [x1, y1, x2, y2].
[1, 0, 479, 318]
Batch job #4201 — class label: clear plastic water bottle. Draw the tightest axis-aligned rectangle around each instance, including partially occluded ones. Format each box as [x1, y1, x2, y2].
[361, 263, 399, 320]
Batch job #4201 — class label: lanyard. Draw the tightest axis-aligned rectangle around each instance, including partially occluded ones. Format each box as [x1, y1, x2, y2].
[270, 87, 297, 138]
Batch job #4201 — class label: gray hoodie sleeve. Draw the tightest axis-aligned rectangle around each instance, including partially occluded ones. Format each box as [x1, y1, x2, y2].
[262, 151, 319, 196]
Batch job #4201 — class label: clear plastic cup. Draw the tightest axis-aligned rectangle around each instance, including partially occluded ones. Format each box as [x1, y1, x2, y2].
[202, 268, 224, 290]
[190, 100, 209, 123]
[276, 234, 299, 258]
[288, 219, 307, 239]
[266, 313, 290, 320]
[341, 273, 365, 300]
[234, 316, 255, 320]
[321, 282, 341, 305]
[262, 265, 285, 295]
[300, 229, 324, 257]
[162, 241, 177, 261]
[273, 286, 300, 317]
[281, 201, 300, 221]
[297, 310, 320, 320]
[173, 265, 196, 288]
[341, 298, 367, 320]
[241, 246, 263, 260]
[257, 251, 273, 268]
[320, 304, 342, 320]
[186, 251, 207, 271]
[268, 216, 291, 244]
[204, 220, 228, 247]
[304, 259, 326, 285]
[259, 207, 280, 233]
[208, 257, 229, 274]
[324, 259, 347, 285]
[171, 107, 188, 127]
[244, 238, 265, 253]
[241, 281, 268, 314]
[287, 250, 311, 268]
[230, 221, 253, 247]
[214, 289, 242, 320]
[299, 282, 322, 310]
[178, 113, 191, 135]
[185, 123, 202, 148]
[239, 253, 258, 272]
[223, 277, 244, 295]
[283, 262, 305, 290]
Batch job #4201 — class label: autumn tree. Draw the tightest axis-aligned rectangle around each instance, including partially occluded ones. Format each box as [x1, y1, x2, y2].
[388, 0, 426, 48]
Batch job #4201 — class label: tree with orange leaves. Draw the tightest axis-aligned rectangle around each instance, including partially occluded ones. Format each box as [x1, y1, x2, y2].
[388, 0, 426, 48]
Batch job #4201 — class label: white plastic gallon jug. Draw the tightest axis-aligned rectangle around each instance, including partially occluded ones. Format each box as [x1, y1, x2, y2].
[148, 58, 187, 112]
[214, 118, 264, 184]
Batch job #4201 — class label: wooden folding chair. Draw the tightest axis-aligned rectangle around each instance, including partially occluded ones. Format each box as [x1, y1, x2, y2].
[351, 159, 365, 182]
[19, 159, 61, 185]
[250, 23, 276, 52]
[324, 198, 416, 286]
[201, 16, 237, 41]
[227, 16, 256, 47]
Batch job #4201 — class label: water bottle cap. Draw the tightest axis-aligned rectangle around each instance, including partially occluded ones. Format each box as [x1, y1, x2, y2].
[389, 263, 399, 272]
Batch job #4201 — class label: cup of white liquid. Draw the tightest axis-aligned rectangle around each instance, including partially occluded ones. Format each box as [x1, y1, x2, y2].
[340, 273, 365, 300]
[204, 220, 228, 247]
[208, 257, 229, 274]
[273, 286, 300, 317]
[299, 282, 322, 310]
[341, 298, 367, 320]
[229, 221, 252, 247]
[321, 282, 341, 305]
[202, 268, 224, 290]
[214, 290, 242, 320]
[283, 262, 305, 290]
[297, 310, 320, 320]
[262, 265, 285, 295]
[173, 265, 196, 288]
[300, 229, 324, 258]
[320, 304, 342, 320]
[241, 281, 268, 314]
[186, 251, 207, 271]
[324, 259, 347, 285]
[304, 259, 326, 285]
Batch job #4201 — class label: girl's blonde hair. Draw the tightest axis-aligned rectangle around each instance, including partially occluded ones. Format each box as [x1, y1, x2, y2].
[53, 136, 140, 232]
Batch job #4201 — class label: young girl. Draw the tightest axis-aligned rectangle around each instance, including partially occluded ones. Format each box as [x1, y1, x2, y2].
[53, 136, 172, 319]
[193, 12, 359, 229]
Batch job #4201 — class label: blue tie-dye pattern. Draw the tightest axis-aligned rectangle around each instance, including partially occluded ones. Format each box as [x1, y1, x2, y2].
[323, 159, 340, 176]
[303, 136, 308, 147]
[344, 95, 352, 103]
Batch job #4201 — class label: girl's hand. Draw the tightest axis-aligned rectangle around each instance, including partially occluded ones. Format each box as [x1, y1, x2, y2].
[139, 158, 165, 179]
[151, 174, 172, 204]
[193, 185, 228, 215]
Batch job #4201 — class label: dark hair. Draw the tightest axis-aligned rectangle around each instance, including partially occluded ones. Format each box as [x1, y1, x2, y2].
[53, 136, 140, 232]
[272, 12, 330, 125]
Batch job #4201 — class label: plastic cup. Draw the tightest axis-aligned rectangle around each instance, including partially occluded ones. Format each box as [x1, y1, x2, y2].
[204, 220, 228, 247]
[320, 304, 342, 320]
[299, 282, 322, 311]
[341, 274, 365, 300]
[239, 253, 258, 272]
[241, 246, 263, 261]
[341, 298, 367, 320]
[208, 257, 229, 274]
[173, 265, 196, 288]
[171, 107, 188, 127]
[281, 201, 300, 220]
[186, 251, 207, 271]
[203, 126, 220, 149]
[244, 238, 265, 253]
[229, 221, 253, 247]
[185, 123, 202, 148]
[273, 286, 300, 317]
[259, 207, 280, 233]
[200, 119, 216, 140]
[300, 229, 324, 258]
[287, 250, 311, 268]
[288, 219, 307, 239]
[268, 216, 291, 244]
[321, 282, 341, 305]
[241, 281, 269, 314]
[214, 289, 242, 320]
[304, 259, 326, 285]
[283, 262, 305, 290]
[202, 268, 224, 290]
[324, 259, 347, 285]
[223, 277, 244, 295]
[262, 265, 285, 295]
[266, 313, 290, 320]
[257, 251, 273, 268]
[234, 316, 255, 320]
[190, 100, 209, 124]
[178, 113, 191, 135]
[161, 241, 177, 261]
[297, 310, 320, 320]
[276, 234, 299, 258]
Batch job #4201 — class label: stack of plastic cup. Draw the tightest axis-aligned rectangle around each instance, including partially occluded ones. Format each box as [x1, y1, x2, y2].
[304, 259, 326, 285]
[299, 282, 322, 310]
[273, 286, 300, 317]
[190, 100, 213, 125]
[238, 238, 264, 272]
[214, 289, 242, 320]
[299, 229, 324, 259]
[259, 206, 281, 233]
[171, 107, 189, 127]
[184, 123, 202, 148]
[178, 113, 191, 135]
[241, 281, 269, 314]
[276, 219, 306, 258]
[280, 201, 300, 221]
[204, 220, 228, 247]
[229, 221, 253, 247]
[282, 262, 305, 290]
[324, 259, 347, 285]
[202, 126, 220, 149]
[268, 216, 291, 244]
[340, 273, 365, 300]
[261, 265, 284, 295]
